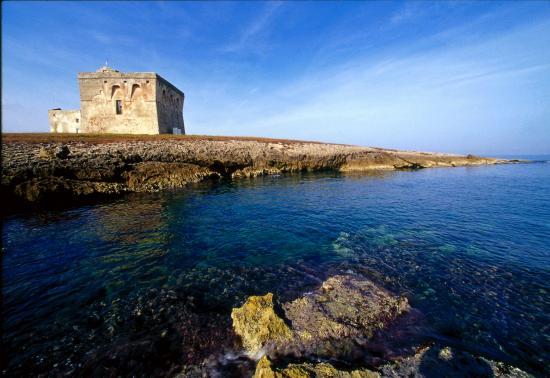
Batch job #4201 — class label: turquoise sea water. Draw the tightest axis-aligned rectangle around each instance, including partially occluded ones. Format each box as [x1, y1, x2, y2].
[2, 162, 550, 376]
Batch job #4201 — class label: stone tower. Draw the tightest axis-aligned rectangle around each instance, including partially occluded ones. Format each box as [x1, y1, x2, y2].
[49, 66, 185, 135]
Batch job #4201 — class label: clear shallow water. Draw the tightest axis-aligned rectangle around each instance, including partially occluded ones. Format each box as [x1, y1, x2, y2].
[2, 163, 550, 376]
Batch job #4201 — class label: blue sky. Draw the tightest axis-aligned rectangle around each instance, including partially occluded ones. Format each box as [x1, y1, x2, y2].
[2, 1, 550, 154]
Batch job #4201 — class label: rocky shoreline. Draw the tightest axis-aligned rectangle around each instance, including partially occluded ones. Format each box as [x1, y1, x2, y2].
[1, 134, 503, 208]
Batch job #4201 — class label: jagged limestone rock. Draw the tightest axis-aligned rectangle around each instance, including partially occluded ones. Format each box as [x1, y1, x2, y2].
[231, 275, 410, 358]
[126, 162, 218, 192]
[227, 275, 531, 377]
[254, 347, 532, 378]
[231, 293, 293, 356]
[38, 146, 55, 160]
[254, 356, 380, 378]
[283, 275, 410, 356]
[55, 145, 70, 159]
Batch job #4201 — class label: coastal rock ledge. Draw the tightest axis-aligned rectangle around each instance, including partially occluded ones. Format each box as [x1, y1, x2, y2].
[230, 274, 531, 378]
[1, 134, 503, 207]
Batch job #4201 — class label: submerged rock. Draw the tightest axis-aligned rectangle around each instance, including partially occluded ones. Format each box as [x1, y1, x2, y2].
[377, 344, 533, 378]
[231, 293, 293, 357]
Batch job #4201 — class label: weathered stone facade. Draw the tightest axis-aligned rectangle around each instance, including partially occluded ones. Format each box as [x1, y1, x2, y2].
[49, 66, 185, 135]
[48, 109, 81, 133]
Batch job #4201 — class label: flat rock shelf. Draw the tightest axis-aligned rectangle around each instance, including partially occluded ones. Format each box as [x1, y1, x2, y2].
[1, 133, 503, 209]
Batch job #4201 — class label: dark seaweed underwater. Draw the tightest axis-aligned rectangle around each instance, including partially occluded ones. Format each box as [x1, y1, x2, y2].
[2, 161, 549, 376]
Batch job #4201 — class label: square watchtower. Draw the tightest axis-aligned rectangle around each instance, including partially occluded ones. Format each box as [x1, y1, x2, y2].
[49, 65, 185, 135]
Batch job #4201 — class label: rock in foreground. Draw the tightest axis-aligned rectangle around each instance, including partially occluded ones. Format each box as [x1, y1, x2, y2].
[255, 346, 532, 378]
[230, 274, 532, 378]
[283, 275, 409, 350]
[230, 293, 293, 357]
[231, 275, 410, 359]
[255, 355, 379, 378]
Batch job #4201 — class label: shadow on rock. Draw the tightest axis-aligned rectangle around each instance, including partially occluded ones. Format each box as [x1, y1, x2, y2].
[418, 345, 494, 378]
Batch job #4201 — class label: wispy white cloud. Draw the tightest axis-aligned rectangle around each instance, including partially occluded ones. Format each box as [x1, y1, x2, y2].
[389, 3, 421, 26]
[222, 2, 283, 53]
[87, 31, 138, 47]
[187, 17, 550, 154]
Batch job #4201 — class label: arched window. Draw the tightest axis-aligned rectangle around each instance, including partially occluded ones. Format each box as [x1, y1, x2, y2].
[111, 85, 122, 100]
[131, 84, 142, 100]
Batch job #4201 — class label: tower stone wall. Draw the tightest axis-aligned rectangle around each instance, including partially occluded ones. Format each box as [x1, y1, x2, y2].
[49, 66, 185, 135]
[48, 109, 81, 133]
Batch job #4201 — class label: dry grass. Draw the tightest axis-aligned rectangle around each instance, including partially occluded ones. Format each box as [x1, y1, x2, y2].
[1, 133, 336, 145]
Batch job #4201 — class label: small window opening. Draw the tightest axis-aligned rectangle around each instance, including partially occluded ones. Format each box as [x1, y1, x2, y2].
[104, 80, 107, 83]
[146, 80, 149, 84]
[116, 100, 122, 114]
[75, 118, 79, 123]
